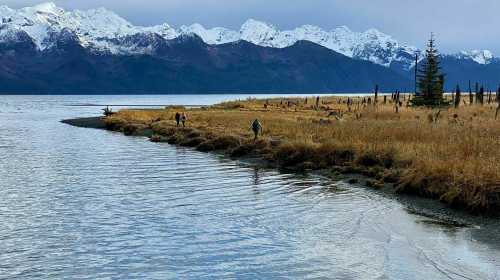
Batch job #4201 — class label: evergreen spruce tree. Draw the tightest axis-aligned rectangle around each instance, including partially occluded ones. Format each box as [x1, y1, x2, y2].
[411, 34, 448, 107]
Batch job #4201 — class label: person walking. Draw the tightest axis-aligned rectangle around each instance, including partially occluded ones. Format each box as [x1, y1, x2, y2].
[175, 112, 181, 127]
[181, 113, 187, 127]
[251, 119, 262, 140]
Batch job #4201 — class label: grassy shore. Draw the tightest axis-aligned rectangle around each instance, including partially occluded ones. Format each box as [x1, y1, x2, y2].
[104, 95, 500, 214]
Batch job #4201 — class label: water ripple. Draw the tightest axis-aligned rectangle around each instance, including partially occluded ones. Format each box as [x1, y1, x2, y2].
[0, 95, 499, 280]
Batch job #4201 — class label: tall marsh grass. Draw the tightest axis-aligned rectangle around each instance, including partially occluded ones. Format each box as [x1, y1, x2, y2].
[106, 95, 500, 213]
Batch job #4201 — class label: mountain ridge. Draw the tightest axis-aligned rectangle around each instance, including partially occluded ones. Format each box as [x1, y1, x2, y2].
[0, 31, 413, 94]
[0, 2, 499, 94]
[0, 2, 495, 71]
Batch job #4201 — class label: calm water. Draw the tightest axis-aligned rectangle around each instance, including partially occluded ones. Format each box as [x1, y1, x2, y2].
[0, 95, 499, 280]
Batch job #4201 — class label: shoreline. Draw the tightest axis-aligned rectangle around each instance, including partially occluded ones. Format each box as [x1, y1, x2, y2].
[62, 114, 499, 217]
[61, 117, 107, 129]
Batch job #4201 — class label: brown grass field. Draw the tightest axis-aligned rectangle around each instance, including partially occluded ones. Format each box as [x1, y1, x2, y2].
[105, 94, 500, 214]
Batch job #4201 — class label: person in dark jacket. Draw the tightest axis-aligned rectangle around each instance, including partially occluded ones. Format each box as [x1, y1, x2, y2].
[175, 112, 181, 127]
[251, 119, 262, 140]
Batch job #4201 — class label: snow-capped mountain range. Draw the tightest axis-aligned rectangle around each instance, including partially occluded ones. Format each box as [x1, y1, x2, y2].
[0, 2, 495, 70]
[450, 50, 494, 65]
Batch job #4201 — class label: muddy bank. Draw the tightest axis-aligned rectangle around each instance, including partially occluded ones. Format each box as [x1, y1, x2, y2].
[61, 117, 107, 129]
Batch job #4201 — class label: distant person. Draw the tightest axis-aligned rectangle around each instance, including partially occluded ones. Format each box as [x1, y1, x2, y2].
[175, 112, 181, 127]
[251, 119, 262, 140]
[181, 113, 187, 127]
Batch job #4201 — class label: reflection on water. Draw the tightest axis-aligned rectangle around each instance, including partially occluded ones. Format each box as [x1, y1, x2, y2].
[0, 95, 499, 279]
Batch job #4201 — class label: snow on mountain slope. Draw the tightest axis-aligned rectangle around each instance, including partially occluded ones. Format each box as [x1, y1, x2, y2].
[179, 23, 239, 45]
[237, 19, 420, 69]
[0, 2, 178, 53]
[0, 25, 27, 42]
[0, 2, 495, 68]
[453, 50, 494, 64]
[0, 3, 58, 49]
[239, 19, 286, 47]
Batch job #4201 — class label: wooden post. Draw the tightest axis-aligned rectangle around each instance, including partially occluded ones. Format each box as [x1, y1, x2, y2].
[469, 80, 473, 105]
[479, 86, 484, 105]
[454, 85, 461, 109]
[475, 82, 479, 104]
[395, 90, 401, 113]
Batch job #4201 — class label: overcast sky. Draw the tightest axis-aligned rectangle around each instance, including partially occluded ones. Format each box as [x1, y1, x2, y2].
[4, 0, 500, 54]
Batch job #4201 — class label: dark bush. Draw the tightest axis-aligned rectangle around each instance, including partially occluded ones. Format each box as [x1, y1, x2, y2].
[197, 141, 216, 152]
[316, 144, 355, 166]
[253, 139, 270, 150]
[356, 150, 395, 168]
[180, 137, 205, 147]
[167, 134, 182, 144]
[105, 118, 128, 131]
[123, 123, 149, 136]
[185, 130, 201, 139]
[201, 135, 241, 150]
[230, 139, 270, 157]
[151, 121, 176, 136]
[273, 143, 316, 167]
[231, 144, 254, 157]
[356, 151, 380, 167]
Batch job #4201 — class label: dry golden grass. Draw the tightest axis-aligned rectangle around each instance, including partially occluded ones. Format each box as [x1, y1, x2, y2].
[106, 95, 500, 213]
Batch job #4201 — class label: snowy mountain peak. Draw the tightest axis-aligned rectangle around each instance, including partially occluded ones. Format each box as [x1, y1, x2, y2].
[364, 28, 387, 37]
[179, 23, 238, 44]
[333, 25, 352, 33]
[241, 19, 276, 31]
[29, 2, 61, 14]
[240, 19, 281, 46]
[236, 20, 420, 68]
[456, 50, 494, 64]
[0, 2, 495, 69]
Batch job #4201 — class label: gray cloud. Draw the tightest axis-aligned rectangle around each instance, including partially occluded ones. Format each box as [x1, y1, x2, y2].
[3, 0, 500, 54]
